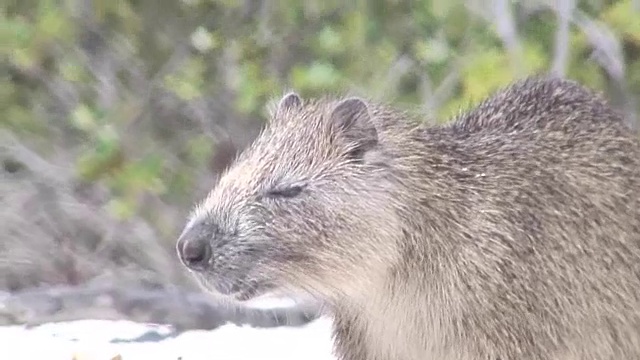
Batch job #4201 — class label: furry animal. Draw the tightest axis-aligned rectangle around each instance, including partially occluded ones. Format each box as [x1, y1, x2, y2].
[177, 76, 640, 360]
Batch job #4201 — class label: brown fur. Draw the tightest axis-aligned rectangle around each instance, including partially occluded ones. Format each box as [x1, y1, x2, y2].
[177, 77, 640, 360]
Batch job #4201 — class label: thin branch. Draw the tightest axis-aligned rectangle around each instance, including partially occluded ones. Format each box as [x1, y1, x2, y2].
[492, 0, 524, 75]
[572, 9, 625, 81]
[551, 0, 575, 77]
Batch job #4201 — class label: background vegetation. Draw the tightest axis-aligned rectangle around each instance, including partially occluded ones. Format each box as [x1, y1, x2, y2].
[1, 0, 639, 324]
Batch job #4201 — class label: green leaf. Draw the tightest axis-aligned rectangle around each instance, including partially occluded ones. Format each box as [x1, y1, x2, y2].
[187, 134, 214, 164]
[106, 197, 137, 220]
[163, 57, 206, 101]
[70, 104, 98, 132]
[316, 26, 343, 55]
[190, 26, 219, 53]
[415, 38, 450, 65]
[291, 62, 342, 92]
[0, 16, 33, 52]
[602, 0, 640, 41]
[461, 47, 512, 102]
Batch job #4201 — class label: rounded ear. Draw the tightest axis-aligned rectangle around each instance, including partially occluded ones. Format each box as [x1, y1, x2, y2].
[275, 92, 303, 119]
[330, 97, 378, 157]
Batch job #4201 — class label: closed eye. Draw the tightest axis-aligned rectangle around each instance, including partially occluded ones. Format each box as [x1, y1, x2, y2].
[266, 185, 304, 198]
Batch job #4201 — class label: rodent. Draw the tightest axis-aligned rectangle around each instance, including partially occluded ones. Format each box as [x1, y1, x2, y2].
[176, 76, 640, 360]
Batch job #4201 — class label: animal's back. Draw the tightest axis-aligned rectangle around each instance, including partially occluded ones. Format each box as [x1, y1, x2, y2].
[334, 77, 640, 360]
[435, 78, 640, 359]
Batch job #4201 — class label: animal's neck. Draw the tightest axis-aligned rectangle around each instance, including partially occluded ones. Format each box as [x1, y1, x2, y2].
[330, 122, 480, 359]
[387, 124, 482, 251]
[332, 270, 466, 360]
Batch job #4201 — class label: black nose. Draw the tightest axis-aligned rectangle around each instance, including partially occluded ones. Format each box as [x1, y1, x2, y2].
[177, 226, 212, 271]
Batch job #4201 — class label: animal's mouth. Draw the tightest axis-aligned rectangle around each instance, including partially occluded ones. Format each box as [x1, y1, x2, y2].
[232, 280, 279, 302]
[234, 286, 261, 302]
[195, 272, 276, 303]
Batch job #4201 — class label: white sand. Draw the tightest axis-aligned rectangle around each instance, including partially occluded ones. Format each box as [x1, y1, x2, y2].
[1, 311, 336, 360]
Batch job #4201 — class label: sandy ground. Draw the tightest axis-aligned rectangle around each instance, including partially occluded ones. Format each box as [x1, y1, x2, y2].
[1, 297, 336, 360]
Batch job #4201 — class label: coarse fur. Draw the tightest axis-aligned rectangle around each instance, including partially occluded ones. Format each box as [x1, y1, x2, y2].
[176, 76, 640, 360]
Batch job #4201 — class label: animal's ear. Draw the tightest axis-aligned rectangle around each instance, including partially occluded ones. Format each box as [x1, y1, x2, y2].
[275, 92, 303, 119]
[330, 97, 378, 157]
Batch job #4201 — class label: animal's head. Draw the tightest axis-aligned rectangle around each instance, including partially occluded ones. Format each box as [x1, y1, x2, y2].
[176, 93, 402, 304]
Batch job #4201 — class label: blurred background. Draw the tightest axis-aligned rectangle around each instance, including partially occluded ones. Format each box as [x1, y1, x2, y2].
[1, 0, 639, 331]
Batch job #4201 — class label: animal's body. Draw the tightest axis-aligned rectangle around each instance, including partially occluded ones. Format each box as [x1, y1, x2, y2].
[176, 77, 640, 360]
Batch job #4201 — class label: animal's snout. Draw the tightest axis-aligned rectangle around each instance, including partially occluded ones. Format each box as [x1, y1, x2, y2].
[177, 224, 212, 271]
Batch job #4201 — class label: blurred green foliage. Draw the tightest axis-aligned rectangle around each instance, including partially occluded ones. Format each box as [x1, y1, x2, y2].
[2, 0, 640, 239]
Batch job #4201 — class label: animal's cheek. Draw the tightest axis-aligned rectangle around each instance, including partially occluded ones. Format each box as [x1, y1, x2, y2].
[210, 243, 262, 276]
[208, 249, 234, 273]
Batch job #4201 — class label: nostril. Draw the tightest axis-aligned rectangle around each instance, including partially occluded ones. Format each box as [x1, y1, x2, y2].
[181, 238, 211, 270]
